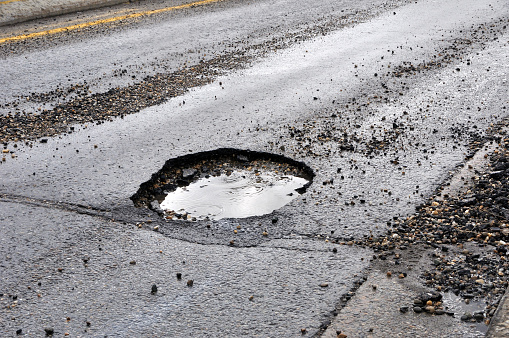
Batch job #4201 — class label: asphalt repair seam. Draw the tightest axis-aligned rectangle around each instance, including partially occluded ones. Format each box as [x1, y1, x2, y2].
[0, 193, 111, 217]
[0, 192, 350, 253]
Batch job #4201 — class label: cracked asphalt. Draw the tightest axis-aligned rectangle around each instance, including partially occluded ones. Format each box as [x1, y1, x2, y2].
[1, 0, 509, 336]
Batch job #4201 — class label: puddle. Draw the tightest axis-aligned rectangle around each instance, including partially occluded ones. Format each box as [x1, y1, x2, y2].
[160, 169, 308, 220]
[442, 292, 488, 335]
[131, 148, 314, 221]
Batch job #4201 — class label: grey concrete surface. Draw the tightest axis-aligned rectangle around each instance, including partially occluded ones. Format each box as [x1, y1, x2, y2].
[1, 0, 509, 336]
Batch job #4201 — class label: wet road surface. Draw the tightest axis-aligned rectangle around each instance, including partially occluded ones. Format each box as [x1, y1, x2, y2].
[1, 0, 509, 336]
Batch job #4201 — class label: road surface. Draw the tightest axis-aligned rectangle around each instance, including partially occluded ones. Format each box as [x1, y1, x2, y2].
[1, 0, 509, 336]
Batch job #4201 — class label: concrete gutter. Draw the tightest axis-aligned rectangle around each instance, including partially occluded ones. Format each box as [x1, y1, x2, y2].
[487, 286, 509, 337]
[0, 0, 132, 26]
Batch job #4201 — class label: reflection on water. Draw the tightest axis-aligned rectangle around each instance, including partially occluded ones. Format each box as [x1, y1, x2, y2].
[442, 292, 487, 335]
[160, 169, 308, 220]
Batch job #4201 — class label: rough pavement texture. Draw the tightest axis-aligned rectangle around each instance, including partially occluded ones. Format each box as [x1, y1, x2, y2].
[0, 201, 371, 336]
[1, 0, 509, 336]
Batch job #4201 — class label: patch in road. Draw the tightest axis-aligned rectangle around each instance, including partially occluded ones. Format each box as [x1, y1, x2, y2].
[0, 201, 371, 336]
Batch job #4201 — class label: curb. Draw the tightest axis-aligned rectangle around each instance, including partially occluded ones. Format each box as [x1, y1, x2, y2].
[487, 286, 509, 337]
[0, 0, 132, 27]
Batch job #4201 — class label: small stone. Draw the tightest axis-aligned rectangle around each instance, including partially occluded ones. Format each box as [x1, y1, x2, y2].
[414, 299, 423, 306]
[86, 321, 91, 327]
[319, 283, 329, 287]
[461, 312, 472, 321]
[399, 306, 409, 313]
[398, 273, 405, 279]
[387, 271, 392, 277]
[332, 248, 338, 253]
[249, 296, 254, 301]
[130, 260, 136, 265]
[16, 329, 22, 335]
[435, 310, 445, 315]
[301, 328, 307, 334]
[176, 273, 182, 280]
[426, 300, 433, 306]
[337, 334, 347, 338]
[473, 312, 485, 320]
[44, 327, 54, 336]
[187, 280, 194, 287]
[413, 306, 423, 313]
[425, 306, 435, 313]
[151, 284, 158, 294]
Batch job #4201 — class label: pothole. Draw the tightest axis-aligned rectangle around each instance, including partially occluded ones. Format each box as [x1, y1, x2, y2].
[131, 148, 314, 221]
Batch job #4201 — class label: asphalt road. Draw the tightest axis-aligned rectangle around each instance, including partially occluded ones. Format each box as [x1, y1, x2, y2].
[1, 0, 509, 336]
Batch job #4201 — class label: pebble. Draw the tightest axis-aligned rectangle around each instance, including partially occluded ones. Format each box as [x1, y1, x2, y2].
[151, 284, 158, 294]
[44, 327, 54, 336]
[424, 305, 435, 313]
[461, 312, 472, 321]
[413, 306, 423, 313]
[187, 280, 194, 287]
[473, 312, 485, 321]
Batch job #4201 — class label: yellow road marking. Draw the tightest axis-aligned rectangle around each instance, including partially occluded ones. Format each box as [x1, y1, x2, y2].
[0, 0, 222, 44]
[0, 0, 24, 5]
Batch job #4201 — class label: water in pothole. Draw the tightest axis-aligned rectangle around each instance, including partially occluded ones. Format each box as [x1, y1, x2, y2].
[442, 292, 487, 335]
[160, 169, 308, 220]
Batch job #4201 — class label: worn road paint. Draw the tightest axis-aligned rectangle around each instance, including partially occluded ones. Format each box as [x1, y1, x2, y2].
[0, 0, 223, 44]
[0, 0, 25, 5]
